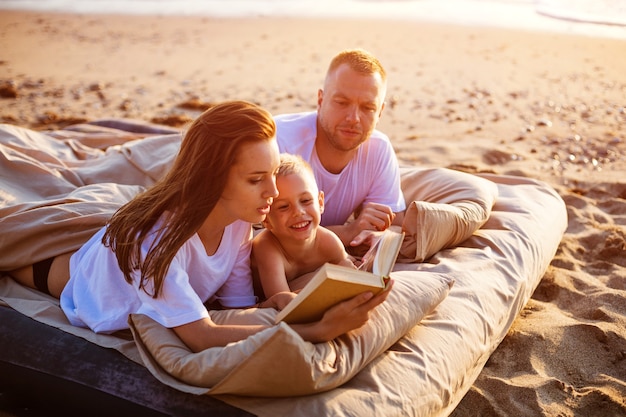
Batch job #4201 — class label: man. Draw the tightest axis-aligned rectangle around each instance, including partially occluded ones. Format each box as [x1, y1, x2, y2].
[274, 48, 405, 251]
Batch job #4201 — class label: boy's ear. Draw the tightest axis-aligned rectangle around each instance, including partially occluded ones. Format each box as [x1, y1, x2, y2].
[261, 217, 272, 230]
[318, 190, 325, 214]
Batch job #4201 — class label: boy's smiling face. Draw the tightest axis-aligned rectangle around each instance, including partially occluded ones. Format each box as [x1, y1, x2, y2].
[264, 171, 325, 241]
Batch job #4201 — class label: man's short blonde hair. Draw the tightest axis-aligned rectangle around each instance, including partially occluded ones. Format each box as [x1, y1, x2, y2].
[326, 48, 387, 83]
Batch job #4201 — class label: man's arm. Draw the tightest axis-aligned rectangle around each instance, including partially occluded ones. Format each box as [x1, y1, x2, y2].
[327, 202, 398, 253]
[331, 134, 405, 248]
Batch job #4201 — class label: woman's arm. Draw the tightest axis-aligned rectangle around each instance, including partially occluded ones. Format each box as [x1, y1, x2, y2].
[174, 280, 393, 352]
[174, 317, 270, 352]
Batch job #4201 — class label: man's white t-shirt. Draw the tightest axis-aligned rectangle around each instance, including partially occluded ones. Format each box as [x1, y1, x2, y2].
[60, 219, 256, 334]
[274, 111, 406, 226]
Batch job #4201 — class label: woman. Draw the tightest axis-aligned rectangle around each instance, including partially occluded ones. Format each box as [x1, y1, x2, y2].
[8, 101, 391, 352]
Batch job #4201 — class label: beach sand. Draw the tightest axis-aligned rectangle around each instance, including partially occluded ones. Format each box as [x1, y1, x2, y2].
[1, 10, 625, 416]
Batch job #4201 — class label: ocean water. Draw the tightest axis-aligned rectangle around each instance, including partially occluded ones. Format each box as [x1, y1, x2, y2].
[0, 0, 625, 39]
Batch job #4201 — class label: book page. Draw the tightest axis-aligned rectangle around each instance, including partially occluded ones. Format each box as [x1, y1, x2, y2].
[373, 230, 404, 277]
[357, 229, 404, 276]
[356, 236, 381, 273]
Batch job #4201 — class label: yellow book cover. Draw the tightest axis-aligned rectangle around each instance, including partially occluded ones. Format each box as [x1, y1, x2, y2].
[275, 229, 404, 324]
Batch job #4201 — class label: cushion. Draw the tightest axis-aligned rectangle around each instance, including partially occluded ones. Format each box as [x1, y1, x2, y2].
[128, 271, 454, 396]
[399, 167, 499, 262]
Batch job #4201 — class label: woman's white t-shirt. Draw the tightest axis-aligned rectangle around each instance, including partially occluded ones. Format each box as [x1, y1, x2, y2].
[60, 219, 256, 334]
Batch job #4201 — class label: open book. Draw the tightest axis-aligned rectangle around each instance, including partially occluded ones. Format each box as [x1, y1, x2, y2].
[274, 229, 405, 324]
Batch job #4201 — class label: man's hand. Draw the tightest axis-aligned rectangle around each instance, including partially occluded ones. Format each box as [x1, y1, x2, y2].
[348, 229, 383, 258]
[354, 202, 395, 232]
[327, 203, 399, 251]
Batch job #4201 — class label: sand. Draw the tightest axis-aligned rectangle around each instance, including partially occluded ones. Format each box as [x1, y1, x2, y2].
[1, 9, 625, 416]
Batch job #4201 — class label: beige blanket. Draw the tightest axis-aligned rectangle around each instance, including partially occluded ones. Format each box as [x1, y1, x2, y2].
[0, 120, 180, 269]
[0, 121, 567, 416]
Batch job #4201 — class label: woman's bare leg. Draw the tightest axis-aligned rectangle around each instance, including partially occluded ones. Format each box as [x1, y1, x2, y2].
[7, 252, 74, 298]
[6, 265, 36, 290]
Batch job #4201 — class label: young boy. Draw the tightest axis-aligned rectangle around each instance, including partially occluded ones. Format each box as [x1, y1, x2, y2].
[252, 153, 355, 299]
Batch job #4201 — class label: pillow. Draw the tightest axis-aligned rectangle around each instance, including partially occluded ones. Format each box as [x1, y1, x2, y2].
[128, 271, 454, 396]
[399, 167, 499, 262]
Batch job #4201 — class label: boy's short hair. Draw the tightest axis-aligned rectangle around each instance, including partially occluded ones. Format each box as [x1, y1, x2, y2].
[277, 153, 314, 178]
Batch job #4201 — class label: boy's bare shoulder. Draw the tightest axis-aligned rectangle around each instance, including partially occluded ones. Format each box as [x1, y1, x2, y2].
[252, 228, 276, 250]
[317, 226, 348, 254]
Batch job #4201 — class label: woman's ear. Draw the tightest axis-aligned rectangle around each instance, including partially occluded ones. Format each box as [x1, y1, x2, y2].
[318, 190, 325, 214]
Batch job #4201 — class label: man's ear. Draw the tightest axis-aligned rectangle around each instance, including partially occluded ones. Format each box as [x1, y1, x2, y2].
[317, 89, 324, 109]
[318, 190, 325, 214]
